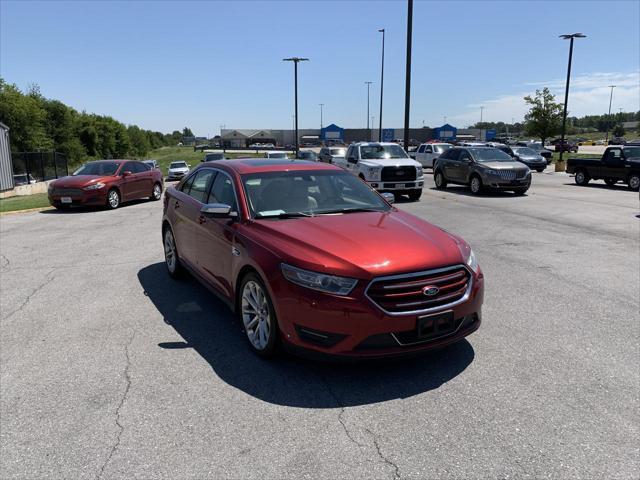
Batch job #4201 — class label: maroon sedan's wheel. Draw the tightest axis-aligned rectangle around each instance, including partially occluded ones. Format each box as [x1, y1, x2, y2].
[239, 273, 278, 357]
[107, 189, 120, 209]
[151, 183, 162, 201]
[163, 228, 183, 278]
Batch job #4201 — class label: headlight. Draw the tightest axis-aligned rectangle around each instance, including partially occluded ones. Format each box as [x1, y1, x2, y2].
[83, 182, 105, 191]
[416, 166, 423, 177]
[367, 167, 379, 179]
[465, 248, 479, 273]
[281, 263, 357, 296]
[486, 169, 499, 175]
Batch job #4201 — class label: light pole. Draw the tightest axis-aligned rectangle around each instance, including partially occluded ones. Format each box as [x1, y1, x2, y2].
[378, 28, 385, 142]
[479, 106, 484, 141]
[558, 33, 586, 164]
[283, 57, 309, 156]
[319, 103, 324, 131]
[365, 81, 372, 140]
[605, 85, 616, 143]
[402, 0, 414, 151]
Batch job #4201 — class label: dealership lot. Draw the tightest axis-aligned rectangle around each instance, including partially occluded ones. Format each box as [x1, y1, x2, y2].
[1, 172, 638, 479]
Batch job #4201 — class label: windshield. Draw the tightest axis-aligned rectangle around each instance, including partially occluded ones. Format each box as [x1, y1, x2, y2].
[242, 170, 390, 219]
[330, 148, 346, 156]
[514, 147, 537, 156]
[170, 162, 187, 168]
[360, 144, 408, 160]
[434, 144, 452, 154]
[268, 152, 288, 159]
[206, 154, 224, 160]
[527, 143, 544, 151]
[469, 148, 514, 163]
[624, 147, 640, 158]
[73, 162, 120, 176]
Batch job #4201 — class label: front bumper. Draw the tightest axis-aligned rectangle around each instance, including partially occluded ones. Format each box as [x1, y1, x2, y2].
[484, 177, 531, 189]
[48, 190, 108, 207]
[270, 267, 485, 359]
[168, 171, 187, 180]
[367, 180, 424, 191]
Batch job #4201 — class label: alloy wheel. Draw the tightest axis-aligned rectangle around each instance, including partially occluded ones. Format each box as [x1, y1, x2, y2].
[470, 177, 481, 194]
[241, 281, 272, 351]
[108, 190, 120, 208]
[629, 175, 640, 190]
[576, 171, 586, 185]
[153, 184, 162, 200]
[164, 229, 176, 273]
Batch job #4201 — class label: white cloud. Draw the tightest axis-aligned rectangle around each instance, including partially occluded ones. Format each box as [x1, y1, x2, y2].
[448, 71, 640, 126]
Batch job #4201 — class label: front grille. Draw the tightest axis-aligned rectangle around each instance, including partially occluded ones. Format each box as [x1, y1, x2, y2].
[381, 166, 416, 182]
[495, 170, 527, 181]
[366, 266, 471, 314]
[52, 188, 83, 196]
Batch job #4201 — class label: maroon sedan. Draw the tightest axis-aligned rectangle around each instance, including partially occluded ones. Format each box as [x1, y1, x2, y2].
[162, 159, 484, 359]
[48, 160, 164, 209]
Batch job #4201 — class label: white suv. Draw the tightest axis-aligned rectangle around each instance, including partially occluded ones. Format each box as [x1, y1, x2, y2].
[334, 142, 424, 201]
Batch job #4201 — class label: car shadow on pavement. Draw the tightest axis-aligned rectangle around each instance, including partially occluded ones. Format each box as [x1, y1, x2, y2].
[562, 182, 633, 192]
[138, 262, 475, 408]
[429, 186, 526, 198]
[39, 199, 152, 214]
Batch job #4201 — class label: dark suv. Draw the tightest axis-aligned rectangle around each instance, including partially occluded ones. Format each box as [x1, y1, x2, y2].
[434, 147, 531, 195]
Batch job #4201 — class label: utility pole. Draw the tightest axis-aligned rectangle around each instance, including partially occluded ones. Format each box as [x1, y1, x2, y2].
[480, 106, 484, 141]
[402, 0, 414, 151]
[319, 103, 324, 131]
[365, 81, 372, 140]
[605, 85, 616, 143]
[378, 28, 385, 141]
[283, 57, 309, 156]
[558, 33, 586, 164]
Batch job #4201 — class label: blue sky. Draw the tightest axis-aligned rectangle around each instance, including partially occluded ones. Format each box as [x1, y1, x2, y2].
[1, 0, 638, 135]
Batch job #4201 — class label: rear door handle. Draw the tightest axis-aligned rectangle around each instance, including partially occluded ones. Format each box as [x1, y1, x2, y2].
[174, 200, 180, 209]
[198, 215, 206, 224]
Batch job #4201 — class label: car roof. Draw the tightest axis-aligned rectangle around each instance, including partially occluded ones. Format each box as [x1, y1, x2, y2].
[351, 142, 400, 147]
[208, 158, 342, 175]
[87, 159, 129, 164]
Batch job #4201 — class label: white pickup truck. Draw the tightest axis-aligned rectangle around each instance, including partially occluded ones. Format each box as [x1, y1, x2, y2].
[333, 142, 424, 201]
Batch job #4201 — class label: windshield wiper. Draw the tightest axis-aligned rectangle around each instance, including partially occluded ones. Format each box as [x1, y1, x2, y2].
[256, 211, 315, 219]
[317, 207, 384, 215]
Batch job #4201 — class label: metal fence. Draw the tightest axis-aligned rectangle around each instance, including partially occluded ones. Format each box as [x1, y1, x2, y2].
[12, 152, 68, 184]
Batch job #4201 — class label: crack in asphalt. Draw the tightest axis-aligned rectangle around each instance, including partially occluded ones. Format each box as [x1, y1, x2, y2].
[1, 269, 55, 322]
[365, 428, 401, 479]
[96, 330, 136, 480]
[0, 253, 10, 270]
[365, 428, 401, 480]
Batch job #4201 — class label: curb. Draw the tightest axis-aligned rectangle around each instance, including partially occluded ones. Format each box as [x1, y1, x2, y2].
[0, 206, 54, 216]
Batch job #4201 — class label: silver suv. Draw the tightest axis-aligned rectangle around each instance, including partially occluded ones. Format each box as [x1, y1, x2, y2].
[434, 147, 531, 195]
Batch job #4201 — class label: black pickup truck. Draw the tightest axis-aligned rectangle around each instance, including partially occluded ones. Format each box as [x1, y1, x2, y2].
[566, 146, 640, 190]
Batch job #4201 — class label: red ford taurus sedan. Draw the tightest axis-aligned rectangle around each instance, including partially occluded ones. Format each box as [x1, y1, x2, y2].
[162, 158, 484, 359]
[48, 160, 164, 209]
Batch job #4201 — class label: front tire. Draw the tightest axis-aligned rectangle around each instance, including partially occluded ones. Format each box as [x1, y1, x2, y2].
[106, 189, 120, 209]
[536, 168, 545, 173]
[574, 170, 589, 186]
[408, 190, 422, 201]
[628, 174, 640, 191]
[434, 170, 447, 189]
[239, 273, 279, 357]
[513, 187, 529, 196]
[469, 175, 483, 195]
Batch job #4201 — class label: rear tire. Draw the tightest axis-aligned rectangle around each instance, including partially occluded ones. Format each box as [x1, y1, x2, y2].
[163, 227, 184, 278]
[150, 182, 162, 201]
[469, 175, 483, 195]
[628, 174, 640, 191]
[434, 171, 447, 189]
[574, 170, 589, 186]
[408, 190, 422, 201]
[239, 273, 279, 357]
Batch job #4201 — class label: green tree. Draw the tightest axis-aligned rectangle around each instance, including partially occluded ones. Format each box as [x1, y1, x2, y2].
[523, 87, 563, 147]
[182, 127, 194, 137]
[612, 124, 625, 138]
[0, 79, 52, 151]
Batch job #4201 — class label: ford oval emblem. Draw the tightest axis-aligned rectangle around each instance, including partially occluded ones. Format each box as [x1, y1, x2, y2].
[422, 285, 439, 296]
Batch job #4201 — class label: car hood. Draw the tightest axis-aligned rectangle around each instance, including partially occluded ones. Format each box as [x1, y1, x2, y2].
[51, 175, 116, 188]
[169, 167, 189, 171]
[247, 210, 466, 279]
[358, 158, 420, 168]
[516, 155, 545, 161]
[478, 161, 529, 170]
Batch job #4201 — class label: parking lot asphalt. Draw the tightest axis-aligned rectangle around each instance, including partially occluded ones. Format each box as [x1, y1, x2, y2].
[1, 171, 638, 479]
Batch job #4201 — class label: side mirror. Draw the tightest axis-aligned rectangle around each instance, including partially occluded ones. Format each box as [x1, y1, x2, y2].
[200, 203, 238, 219]
[122, 170, 132, 177]
[381, 192, 395, 204]
[348, 156, 357, 164]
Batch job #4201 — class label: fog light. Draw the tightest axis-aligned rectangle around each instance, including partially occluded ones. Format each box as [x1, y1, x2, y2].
[371, 183, 378, 188]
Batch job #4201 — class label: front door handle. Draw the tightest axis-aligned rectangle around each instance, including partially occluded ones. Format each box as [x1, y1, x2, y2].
[174, 200, 180, 209]
[198, 215, 206, 224]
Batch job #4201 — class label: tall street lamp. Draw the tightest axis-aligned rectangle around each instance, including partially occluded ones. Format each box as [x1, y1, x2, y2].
[605, 85, 616, 143]
[403, 0, 414, 151]
[558, 33, 586, 164]
[480, 106, 484, 141]
[319, 103, 324, 131]
[365, 81, 373, 140]
[378, 28, 385, 142]
[283, 57, 309, 156]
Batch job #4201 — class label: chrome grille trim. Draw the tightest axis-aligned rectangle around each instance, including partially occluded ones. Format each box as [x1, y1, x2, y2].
[365, 264, 474, 316]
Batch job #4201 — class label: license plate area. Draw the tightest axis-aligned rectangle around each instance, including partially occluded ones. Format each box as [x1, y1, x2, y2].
[61, 197, 72, 204]
[417, 311, 455, 339]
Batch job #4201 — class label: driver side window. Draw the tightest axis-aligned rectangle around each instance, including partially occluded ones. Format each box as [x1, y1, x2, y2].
[426, 146, 433, 153]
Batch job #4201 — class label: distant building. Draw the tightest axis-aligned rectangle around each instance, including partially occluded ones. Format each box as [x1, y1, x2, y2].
[622, 121, 639, 131]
